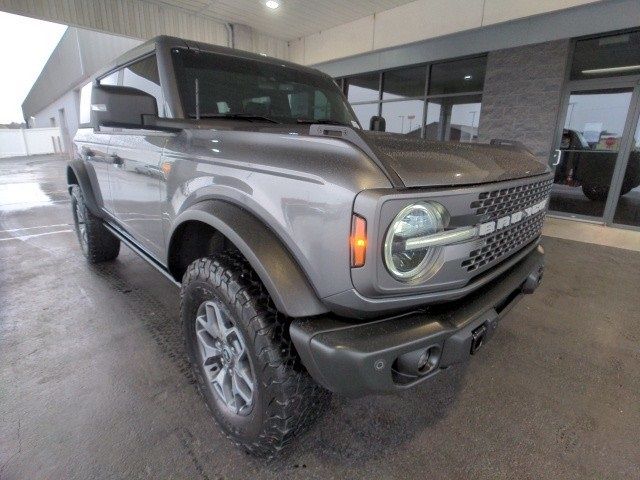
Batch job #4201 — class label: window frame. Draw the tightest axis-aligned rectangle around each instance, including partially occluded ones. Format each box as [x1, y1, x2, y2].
[548, 28, 640, 230]
[170, 48, 357, 126]
[119, 53, 165, 117]
[569, 28, 640, 82]
[93, 52, 165, 117]
[341, 54, 487, 138]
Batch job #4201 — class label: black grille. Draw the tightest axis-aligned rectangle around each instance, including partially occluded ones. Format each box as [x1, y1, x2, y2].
[471, 178, 553, 222]
[462, 213, 545, 272]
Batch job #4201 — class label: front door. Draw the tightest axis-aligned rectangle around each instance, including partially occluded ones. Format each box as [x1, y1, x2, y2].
[549, 84, 639, 222]
[611, 98, 640, 228]
[107, 130, 169, 260]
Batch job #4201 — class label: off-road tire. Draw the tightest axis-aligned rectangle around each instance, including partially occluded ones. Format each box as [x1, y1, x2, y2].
[181, 253, 330, 457]
[70, 185, 120, 263]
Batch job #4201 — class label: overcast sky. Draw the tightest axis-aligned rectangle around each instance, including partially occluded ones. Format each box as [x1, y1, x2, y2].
[0, 12, 67, 124]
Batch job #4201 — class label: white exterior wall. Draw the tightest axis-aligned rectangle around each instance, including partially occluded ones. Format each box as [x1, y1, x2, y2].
[22, 27, 142, 125]
[28, 89, 80, 153]
[0, 128, 62, 158]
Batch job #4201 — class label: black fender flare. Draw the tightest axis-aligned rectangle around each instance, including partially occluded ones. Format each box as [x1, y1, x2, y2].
[169, 200, 329, 318]
[66, 159, 103, 217]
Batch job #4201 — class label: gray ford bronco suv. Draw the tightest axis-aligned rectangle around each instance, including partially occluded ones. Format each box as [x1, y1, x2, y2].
[68, 36, 551, 456]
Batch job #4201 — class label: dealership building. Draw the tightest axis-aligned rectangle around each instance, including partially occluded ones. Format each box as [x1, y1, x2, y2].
[17, 0, 640, 230]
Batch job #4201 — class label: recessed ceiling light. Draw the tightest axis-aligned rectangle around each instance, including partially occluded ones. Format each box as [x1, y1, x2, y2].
[265, 0, 280, 9]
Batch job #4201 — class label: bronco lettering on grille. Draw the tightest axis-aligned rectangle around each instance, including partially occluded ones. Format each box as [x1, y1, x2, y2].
[477, 198, 547, 237]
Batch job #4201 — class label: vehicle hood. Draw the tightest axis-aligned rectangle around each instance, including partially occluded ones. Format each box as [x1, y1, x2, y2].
[357, 131, 549, 188]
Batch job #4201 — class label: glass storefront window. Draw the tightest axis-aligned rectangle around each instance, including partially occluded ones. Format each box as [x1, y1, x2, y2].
[570, 30, 640, 81]
[424, 95, 481, 142]
[381, 100, 424, 135]
[351, 103, 379, 130]
[549, 89, 633, 219]
[346, 73, 380, 103]
[613, 118, 640, 227]
[428, 57, 486, 95]
[340, 56, 486, 138]
[382, 66, 427, 100]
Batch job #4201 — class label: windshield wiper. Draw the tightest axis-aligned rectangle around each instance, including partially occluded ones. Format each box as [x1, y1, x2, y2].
[189, 113, 281, 124]
[296, 118, 351, 126]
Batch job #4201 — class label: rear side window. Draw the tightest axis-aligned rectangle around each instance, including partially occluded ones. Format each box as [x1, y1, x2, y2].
[122, 55, 164, 116]
[79, 82, 92, 125]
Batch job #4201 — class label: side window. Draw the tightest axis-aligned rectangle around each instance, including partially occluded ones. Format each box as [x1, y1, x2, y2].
[122, 55, 164, 116]
[313, 91, 331, 119]
[99, 70, 120, 86]
[288, 90, 331, 120]
[79, 82, 93, 125]
[288, 92, 308, 118]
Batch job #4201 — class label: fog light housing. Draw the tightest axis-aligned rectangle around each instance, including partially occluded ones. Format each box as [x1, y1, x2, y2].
[394, 344, 442, 381]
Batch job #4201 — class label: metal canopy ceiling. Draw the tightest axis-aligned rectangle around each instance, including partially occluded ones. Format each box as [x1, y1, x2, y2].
[150, 0, 415, 40]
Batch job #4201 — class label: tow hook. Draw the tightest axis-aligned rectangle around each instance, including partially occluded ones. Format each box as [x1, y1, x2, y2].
[470, 324, 487, 355]
[522, 265, 544, 294]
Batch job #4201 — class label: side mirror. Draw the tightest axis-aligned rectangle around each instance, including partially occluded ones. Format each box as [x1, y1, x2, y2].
[90, 85, 157, 129]
[369, 115, 386, 132]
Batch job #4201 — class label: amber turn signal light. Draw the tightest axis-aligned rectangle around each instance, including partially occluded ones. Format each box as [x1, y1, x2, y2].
[350, 214, 367, 268]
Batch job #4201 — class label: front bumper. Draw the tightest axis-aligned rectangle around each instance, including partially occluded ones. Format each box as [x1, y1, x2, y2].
[290, 244, 544, 396]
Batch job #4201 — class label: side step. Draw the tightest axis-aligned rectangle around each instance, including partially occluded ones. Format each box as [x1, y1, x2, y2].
[103, 222, 180, 288]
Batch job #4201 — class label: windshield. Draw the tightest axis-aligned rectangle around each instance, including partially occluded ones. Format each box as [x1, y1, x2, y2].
[171, 49, 358, 126]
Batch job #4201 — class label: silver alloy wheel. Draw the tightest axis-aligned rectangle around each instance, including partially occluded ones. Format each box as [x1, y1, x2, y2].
[195, 300, 255, 415]
[74, 195, 88, 253]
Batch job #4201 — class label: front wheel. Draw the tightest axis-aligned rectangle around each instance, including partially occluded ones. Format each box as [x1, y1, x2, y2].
[180, 253, 330, 457]
[70, 185, 120, 263]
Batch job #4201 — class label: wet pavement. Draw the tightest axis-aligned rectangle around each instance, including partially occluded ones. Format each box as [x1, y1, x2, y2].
[1, 154, 639, 479]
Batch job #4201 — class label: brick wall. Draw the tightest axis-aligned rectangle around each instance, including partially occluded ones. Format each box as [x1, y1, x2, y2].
[478, 40, 571, 163]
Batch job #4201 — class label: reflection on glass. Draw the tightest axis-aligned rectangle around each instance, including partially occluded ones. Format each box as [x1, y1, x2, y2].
[550, 89, 633, 219]
[382, 66, 426, 100]
[122, 55, 164, 116]
[613, 118, 640, 227]
[79, 82, 93, 124]
[100, 71, 120, 86]
[346, 73, 380, 103]
[381, 100, 424, 135]
[351, 103, 379, 130]
[570, 30, 640, 81]
[424, 95, 481, 142]
[429, 57, 486, 95]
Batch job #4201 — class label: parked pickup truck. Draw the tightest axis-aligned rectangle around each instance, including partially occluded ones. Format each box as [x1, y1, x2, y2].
[68, 36, 551, 457]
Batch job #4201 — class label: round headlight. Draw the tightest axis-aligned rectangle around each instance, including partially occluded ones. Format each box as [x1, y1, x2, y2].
[383, 202, 447, 281]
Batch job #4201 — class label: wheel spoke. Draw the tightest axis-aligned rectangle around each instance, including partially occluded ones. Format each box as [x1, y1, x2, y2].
[195, 299, 256, 416]
[229, 332, 245, 357]
[213, 365, 235, 408]
[232, 367, 253, 405]
[205, 301, 228, 338]
[196, 327, 221, 361]
[197, 313, 216, 338]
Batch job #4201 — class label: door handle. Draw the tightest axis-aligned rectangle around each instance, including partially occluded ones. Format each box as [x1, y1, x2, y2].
[110, 154, 123, 166]
[81, 147, 94, 160]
